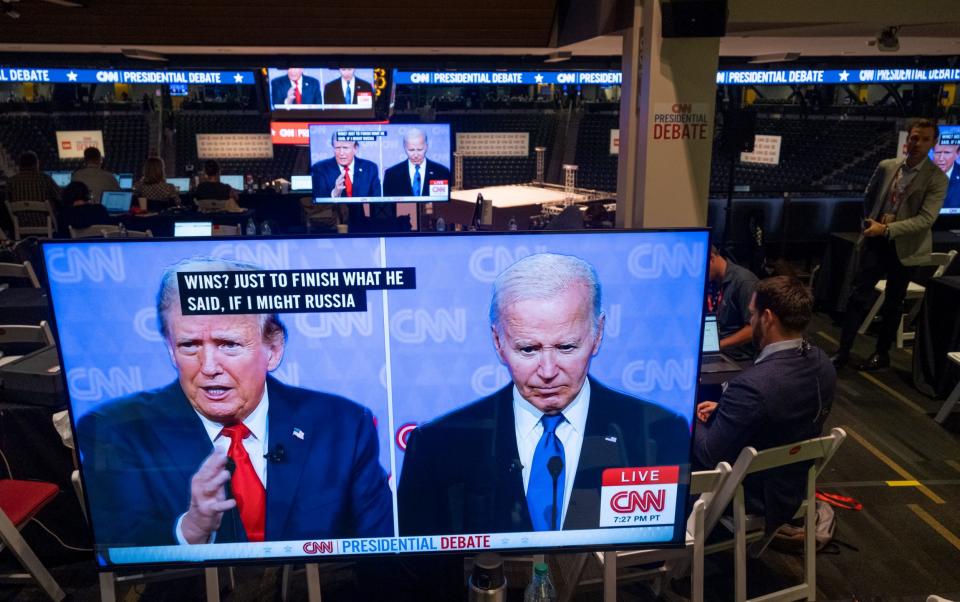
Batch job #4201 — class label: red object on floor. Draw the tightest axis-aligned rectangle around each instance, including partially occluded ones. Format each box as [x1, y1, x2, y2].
[0, 480, 58, 526]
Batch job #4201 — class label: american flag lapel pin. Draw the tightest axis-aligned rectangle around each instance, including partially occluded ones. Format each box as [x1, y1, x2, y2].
[293, 428, 305, 440]
[605, 435, 618, 443]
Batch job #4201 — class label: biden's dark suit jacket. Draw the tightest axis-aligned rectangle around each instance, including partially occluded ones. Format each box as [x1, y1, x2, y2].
[397, 377, 691, 536]
[693, 343, 835, 532]
[77, 376, 393, 548]
[271, 75, 322, 106]
[323, 77, 374, 105]
[382, 159, 450, 198]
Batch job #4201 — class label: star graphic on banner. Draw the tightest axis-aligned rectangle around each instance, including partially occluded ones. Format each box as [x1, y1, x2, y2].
[233, 73, 244, 83]
[534, 73, 544, 84]
[66, 71, 78, 82]
[838, 70, 850, 82]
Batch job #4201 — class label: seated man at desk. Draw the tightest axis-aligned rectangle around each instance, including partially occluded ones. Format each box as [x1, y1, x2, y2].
[707, 245, 758, 360]
[694, 276, 835, 532]
[194, 160, 240, 209]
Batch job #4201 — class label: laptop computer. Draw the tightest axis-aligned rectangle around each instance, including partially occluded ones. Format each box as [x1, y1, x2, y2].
[700, 315, 743, 374]
[174, 221, 213, 237]
[117, 173, 134, 189]
[168, 177, 190, 192]
[101, 191, 133, 214]
[291, 175, 312, 191]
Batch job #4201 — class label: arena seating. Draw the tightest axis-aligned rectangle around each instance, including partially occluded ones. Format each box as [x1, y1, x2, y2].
[173, 111, 302, 180]
[0, 113, 148, 176]
[575, 112, 619, 192]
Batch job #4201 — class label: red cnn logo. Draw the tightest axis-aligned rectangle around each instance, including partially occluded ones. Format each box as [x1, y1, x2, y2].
[302, 541, 334, 555]
[610, 490, 666, 514]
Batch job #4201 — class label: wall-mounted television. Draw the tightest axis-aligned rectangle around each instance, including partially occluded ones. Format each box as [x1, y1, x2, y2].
[932, 125, 960, 215]
[43, 230, 707, 568]
[309, 123, 451, 204]
[268, 68, 376, 120]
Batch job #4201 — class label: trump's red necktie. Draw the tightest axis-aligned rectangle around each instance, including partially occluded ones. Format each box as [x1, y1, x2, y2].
[344, 166, 353, 197]
[294, 84, 302, 104]
[220, 424, 266, 542]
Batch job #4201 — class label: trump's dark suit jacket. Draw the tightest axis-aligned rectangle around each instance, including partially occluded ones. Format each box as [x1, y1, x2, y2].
[397, 377, 690, 536]
[310, 156, 383, 228]
[943, 166, 960, 210]
[382, 159, 450, 198]
[77, 376, 393, 548]
[693, 343, 835, 532]
[323, 77, 374, 105]
[271, 75, 322, 106]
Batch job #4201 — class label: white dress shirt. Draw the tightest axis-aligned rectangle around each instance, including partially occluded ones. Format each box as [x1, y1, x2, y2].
[408, 160, 425, 196]
[513, 378, 590, 529]
[174, 387, 270, 543]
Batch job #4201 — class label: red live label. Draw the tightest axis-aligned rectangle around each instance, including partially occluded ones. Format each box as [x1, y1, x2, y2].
[270, 121, 311, 145]
[602, 466, 679, 486]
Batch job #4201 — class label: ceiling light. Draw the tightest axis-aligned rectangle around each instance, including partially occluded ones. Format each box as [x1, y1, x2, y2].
[748, 52, 800, 64]
[41, 0, 85, 6]
[544, 51, 572, 64]
[876, 26, 899, 52]
[121, 48, 168, 62]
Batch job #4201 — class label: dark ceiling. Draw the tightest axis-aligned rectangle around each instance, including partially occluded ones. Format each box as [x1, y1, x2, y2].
[0, 0, 560, 48]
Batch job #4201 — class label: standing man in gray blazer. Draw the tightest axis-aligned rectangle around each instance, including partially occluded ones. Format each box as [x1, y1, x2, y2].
[833, 119, 947, 371]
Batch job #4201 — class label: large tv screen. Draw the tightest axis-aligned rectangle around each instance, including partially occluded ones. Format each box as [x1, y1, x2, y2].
[309, 123, 451, 204]
[932, 125, 960, 215]
[268, 68, 376, 119]
[44, 230, 708, 568]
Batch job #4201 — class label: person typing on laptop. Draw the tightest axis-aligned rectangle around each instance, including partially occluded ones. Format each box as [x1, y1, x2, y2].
[707, 245, 758, 360]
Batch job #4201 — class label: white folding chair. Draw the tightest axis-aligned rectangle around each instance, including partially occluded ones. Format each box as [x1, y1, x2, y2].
[0, 260, 41, 288]
[564, 462, 733, 602]
[934, 352, 960, 424]
[70, 224, 119, 238]
[858, 251, 958, 348]
[721, 427, 847, 602]
[6, 200, 57, 240]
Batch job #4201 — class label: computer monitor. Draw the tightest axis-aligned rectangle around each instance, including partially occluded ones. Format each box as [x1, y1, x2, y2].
[308, 123, 451, 204]
[220, 175, 244, 190]
[118, 173, 134, 189]
[46, 171, 72, 187]
[702, 315, 721, 353]
[43, 230, 708, 569]
[167, 177, 190, 192]
[932, 125, 960, 216]
[174, 221, 212, 237]
[101, 191, 133, 214]
[290, 175, 312, 191]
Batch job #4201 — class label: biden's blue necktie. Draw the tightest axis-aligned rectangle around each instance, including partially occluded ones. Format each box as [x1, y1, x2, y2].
[526, 413, 566, 531]
[345, 83, 352, 104]
[413, 164, 422, 196]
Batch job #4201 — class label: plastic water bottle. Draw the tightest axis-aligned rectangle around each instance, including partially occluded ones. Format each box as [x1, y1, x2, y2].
[436, 217, 446, 232]
[118, 222, 127, 238]
[245, 218, 257, 236]
[261, 221, 272, 235]
[508, 216, 518, 231]
[523, 563, 557, 602]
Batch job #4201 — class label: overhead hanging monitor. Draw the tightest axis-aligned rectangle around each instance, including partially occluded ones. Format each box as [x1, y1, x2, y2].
[43, 229, 708, 569]
[308, 123, 451, 204]
[268, 67, 376, 120]
[932, 125, 960, 215]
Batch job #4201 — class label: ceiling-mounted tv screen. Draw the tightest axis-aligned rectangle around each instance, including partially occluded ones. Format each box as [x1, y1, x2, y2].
[268, 67, 376, 120]
[933, 125, 960, 215]
[44, 230, 707, 568]
[309, 123, 451, 204]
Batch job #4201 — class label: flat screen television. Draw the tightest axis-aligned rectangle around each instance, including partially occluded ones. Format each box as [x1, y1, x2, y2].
[308, 123, 451, 204]
[43, 230, 707, 568]
[268, 67, 376, 120]
[932, 125, 960, 215]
